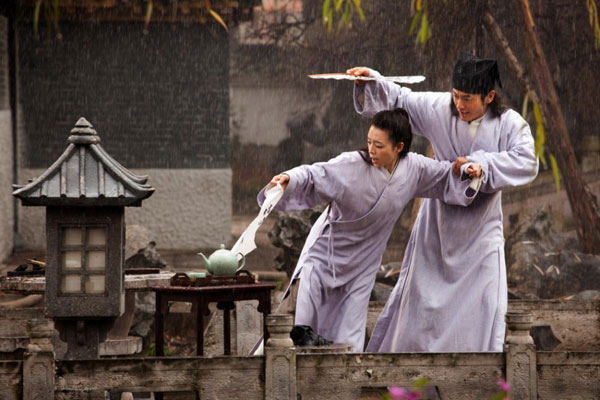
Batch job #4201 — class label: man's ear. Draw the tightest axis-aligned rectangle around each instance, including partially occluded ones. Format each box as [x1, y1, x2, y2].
[485, 90, 496, 105]
[397, 142, 404, 154]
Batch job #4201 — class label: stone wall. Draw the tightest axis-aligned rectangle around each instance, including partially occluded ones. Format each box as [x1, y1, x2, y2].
[14, 21, 232, 251]
[0, 15, 13, 263]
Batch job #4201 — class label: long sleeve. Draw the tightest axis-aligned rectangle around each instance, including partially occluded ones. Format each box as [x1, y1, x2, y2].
[257, 152, 358, 212]
[408, 153, 478, 206]
[353, 68, 449, 142]
[466, 111, 539, 193]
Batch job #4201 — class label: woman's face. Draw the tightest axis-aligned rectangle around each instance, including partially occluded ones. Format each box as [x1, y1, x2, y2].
[367, 125, 404, 173]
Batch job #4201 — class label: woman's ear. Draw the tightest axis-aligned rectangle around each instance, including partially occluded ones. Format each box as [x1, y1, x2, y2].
[397, 142, 404, 154]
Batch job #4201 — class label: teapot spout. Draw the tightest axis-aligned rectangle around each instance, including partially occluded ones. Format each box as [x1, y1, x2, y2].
[197, 253, 210, 271]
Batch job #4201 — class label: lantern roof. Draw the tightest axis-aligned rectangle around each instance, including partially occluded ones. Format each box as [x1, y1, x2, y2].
[13, 118, 154, 206]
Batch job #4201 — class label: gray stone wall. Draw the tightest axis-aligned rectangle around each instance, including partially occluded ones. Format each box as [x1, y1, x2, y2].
[14, 20, 231, 251]
[17, 168, 231, 250]
[0, 15, 13, 263]
[16, 21, 229, 170]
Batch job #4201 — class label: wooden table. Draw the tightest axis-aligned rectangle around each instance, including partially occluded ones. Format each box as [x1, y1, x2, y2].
[153, 283, 276, 356]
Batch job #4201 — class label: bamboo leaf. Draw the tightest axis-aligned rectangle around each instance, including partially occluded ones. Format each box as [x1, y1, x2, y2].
[209, 9, 229, 31]
[587, 0, 600, 49]
[420, 12, 431, 46]
[549, 154, 561, 192]
[33, 0, 42, 38]
[322, 0, 330, 26]
[52, 0, 59, 24]
[409, 10, 421, 35]
[533, 101, 547, 167]
[144, 0, 153, 34]
[521, 91, 530, 117]
[51, 0, 62, 39]
[334, 0, 343, 13]
[354, 0, 365, 20]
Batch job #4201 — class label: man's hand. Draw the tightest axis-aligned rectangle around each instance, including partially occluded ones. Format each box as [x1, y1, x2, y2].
[452, 156, 468, 176]
[270, 174, 290, 190]
[346, 67, 370, 85]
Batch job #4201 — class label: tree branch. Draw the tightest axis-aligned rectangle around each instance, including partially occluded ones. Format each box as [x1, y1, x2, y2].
[482, 11, 539, 104]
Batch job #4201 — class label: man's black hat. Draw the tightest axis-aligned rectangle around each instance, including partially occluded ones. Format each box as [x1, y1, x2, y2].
[452, 52, 502, 95]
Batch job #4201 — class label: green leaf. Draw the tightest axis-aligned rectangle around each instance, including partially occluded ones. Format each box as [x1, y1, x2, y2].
[33, 0, 42, 38]
[409, 10, 421, 35]
[354, 0, 365, 20]
[144, 0, 153, 33]
[549, 154, 561, 192]
[419, 12, 431, 46]
[587, 0, 600, 49]
[532, 101, 547, 167]
[322, 0, 331, 25]
[521, 91, 530, 118]
[52, 0, 59, 23]
[334, 0, 343, 13]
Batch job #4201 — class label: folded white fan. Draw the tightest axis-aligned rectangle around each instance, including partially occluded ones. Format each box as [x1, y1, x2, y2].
[308, 73, 426, 84]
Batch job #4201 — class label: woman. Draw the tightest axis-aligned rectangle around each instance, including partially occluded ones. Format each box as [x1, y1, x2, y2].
[259, 108, 482, 352]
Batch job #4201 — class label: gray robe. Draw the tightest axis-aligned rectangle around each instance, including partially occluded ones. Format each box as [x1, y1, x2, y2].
[259, 151, 477, 352]
[355, 68, 538, 352]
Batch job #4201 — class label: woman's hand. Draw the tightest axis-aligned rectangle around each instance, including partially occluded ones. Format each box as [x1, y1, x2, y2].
[270, 174, 290, 190]
[452, 157, 483, 178]
[466, 163, 482, 178]
[346, 67, 370, 85]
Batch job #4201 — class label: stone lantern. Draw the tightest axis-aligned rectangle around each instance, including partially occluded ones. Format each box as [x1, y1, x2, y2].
[13, 118, 154, 358]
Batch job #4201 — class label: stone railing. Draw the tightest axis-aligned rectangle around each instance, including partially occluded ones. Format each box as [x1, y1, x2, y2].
[1, 312, 600, 399]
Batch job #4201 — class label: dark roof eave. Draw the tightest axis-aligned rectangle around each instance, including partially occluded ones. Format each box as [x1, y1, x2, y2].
[16, 197, 149, 207]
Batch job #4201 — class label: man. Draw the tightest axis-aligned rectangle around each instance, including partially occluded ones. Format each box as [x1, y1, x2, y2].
[348, 52, 538, 352]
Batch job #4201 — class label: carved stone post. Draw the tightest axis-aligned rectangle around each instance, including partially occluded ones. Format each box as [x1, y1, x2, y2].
[23, 319, 55, 400]
[505, 312, 537, 399]
[265, 314, 296, 400]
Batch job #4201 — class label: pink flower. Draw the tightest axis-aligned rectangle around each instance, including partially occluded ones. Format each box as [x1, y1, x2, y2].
[388, 387, 421, 400]
[497, 378, 511, 392]
[389, 386, 408, 399]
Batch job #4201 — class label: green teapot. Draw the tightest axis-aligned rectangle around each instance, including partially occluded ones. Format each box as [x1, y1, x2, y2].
[198, 244, 246, 276]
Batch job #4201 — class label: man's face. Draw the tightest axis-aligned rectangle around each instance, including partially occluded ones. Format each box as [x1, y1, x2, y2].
[452, 88, 495, 122]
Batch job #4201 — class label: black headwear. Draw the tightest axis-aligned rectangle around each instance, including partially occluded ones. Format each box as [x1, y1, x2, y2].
[452, 52, 502, 95]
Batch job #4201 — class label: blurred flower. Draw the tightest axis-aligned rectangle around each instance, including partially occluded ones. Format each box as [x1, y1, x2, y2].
[388, 386, 421, 400]
[496, 378, 510, 392]
[389, 386, 408, 399]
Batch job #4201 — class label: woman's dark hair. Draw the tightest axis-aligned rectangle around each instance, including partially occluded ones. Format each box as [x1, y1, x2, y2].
[450, 90, 508, 118]
[359, 108, 412, 165]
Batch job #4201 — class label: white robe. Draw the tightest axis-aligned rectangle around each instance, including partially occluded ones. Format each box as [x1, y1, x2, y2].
[355, 68, 539, 352]
[259, 151, 477, 352]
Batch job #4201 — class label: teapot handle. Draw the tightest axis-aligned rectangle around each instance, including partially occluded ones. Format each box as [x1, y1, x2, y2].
[236, 253, 246, 271]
